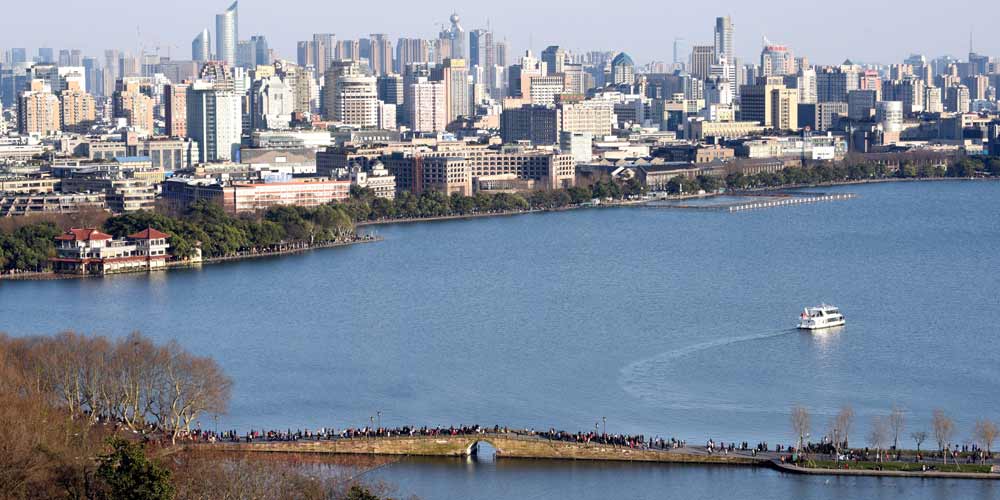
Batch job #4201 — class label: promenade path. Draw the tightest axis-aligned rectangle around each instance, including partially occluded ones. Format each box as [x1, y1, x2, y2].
[190, 432, 761, 466]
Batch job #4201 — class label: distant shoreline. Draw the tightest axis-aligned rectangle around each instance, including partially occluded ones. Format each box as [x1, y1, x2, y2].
[0, 237, 381, 282]
[2, 177, 992, 282]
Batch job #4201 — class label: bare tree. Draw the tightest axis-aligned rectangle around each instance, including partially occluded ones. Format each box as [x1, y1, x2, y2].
[791, 406, 810, 453]
[835, 405, 855, 452]
[974, 419, 998, 460]
[152, 341, 232, 444]
[911, 430, 928, 452]
[932, 409, 955, 464]
[889, 405, 905, 451]
[867, 416, 889, 462]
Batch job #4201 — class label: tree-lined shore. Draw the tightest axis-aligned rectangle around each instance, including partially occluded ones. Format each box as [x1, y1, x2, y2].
[2, 156, 998, 275]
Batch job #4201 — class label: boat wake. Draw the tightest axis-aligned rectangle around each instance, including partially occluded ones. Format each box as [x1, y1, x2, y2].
[619, 328, 797, 411]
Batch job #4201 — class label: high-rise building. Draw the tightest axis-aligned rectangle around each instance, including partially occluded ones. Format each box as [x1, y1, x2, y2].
[37, 48, 54, 64]
[470, 30, 495, 70]
[250, 75, 293, 130]
[215, 1, 239, 67]
[323, 62, 378, 126]
[367, 34, 393, 76]
[610, 52, 635, 86]
[883, 76, 925, 115]
[740, 76, 798, 130]
[296, 41, 313, 69]
[945, 85, 970, 113]
[335, 40, 360, 62]
[11, 48, 27, 64]
[437, 58, 471, 123]
[924, 86, 943, 114]
[187, 81, 242, 162]
[59, 82, 96, 133]
[406, 76, 446, 133]
[714, 16, 734, 64]
[113, 78, 155, 135]
[440, 13, 466, 61]
[847, 89, 877, 121]
[816, 66, 859, 103]
[395, 38, 430, 74]
[193, 29, 212, 61]
[164, 83, 190, 138]
[17, 80, 61, 136]
[541, 46, 567, 76]
[688, 45, 715, 80]
[760, 42, 794, 77]
[311, 33, 335, 75]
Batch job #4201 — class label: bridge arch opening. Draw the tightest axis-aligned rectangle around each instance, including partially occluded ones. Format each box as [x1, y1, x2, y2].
[466, 440, 497, 462]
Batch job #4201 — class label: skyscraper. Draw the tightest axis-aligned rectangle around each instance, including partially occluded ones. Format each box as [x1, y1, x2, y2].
[396, 38, 430, 73]
[689, 45, 715, 80]
[193, 29, 212, 62]
[714, 16, 734, 64]
[215, 1, 238, 67]
[541, 46, 567, 76]
[469, 30, 495, 70]
[187, 80, 242, 162]
[368, 34, 393, 76]
[760, 40, 794, 77]
[438, 13, 465, 61]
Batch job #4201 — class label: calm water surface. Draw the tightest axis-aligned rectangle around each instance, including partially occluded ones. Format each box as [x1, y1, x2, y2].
[2, 180, 999, 498]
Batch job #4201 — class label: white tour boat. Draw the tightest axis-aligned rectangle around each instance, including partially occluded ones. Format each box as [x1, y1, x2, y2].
[797, 305, 845, 330]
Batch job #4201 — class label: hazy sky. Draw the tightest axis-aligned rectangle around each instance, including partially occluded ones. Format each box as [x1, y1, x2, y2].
[4, 0, 998, 66]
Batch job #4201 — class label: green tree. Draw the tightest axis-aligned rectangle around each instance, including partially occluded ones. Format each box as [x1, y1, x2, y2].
[96, 438, 174, 500]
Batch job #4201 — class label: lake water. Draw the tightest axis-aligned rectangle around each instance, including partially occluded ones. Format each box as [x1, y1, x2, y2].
[2, 180, 999, 498]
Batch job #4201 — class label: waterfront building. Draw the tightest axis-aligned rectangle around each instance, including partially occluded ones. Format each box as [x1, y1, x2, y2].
[162, 176, 350, 214]
[215, 1, 239, 67]
[50, 228, 170, 275]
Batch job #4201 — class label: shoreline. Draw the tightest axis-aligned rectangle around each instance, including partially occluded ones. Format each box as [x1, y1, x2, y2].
[186, 437, 1000, 481]
[2, 177, 991, 282]
[0, 236, 381, 282]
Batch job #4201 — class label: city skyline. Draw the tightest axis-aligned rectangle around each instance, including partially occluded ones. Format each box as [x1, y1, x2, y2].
[4, 0, 999, 66]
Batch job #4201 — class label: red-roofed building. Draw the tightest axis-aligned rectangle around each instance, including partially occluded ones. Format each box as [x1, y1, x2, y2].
[51, 227, 171, 275]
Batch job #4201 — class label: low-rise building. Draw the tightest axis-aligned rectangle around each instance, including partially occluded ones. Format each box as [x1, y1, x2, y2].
[162, 177, 351, 214]
[50, 227, 170, 275]
[350, 161, 396, 199]
[0, 192, 106, 216]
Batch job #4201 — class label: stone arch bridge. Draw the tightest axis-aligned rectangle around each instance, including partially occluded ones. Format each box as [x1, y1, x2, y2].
[194, 433, 761, 466]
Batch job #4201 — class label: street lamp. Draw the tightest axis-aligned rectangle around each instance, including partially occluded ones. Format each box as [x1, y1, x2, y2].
[370, 416, 375, 437]
[602, 417, 607, 436]
[377, 411, 382, 430]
